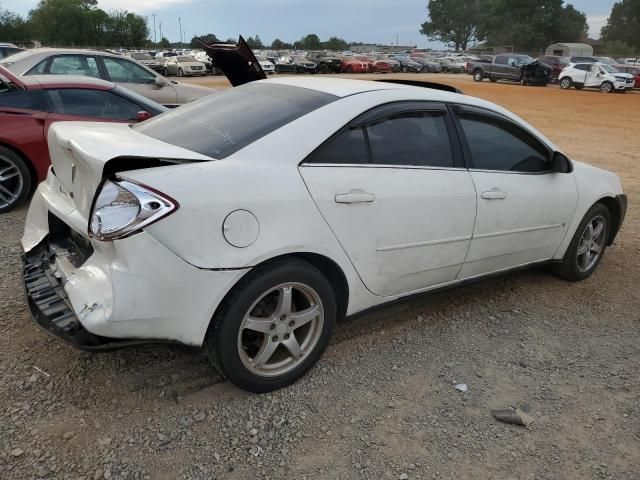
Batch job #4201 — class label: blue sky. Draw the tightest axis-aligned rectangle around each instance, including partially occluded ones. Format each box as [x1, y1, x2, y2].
[1, 0, 615, 48]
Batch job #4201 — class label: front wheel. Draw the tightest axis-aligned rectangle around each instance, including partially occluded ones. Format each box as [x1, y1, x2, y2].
[600, 81, 614, 93]
[178, 68, 184, 77]
[0, 146, 31, 213]
[205, 258, 336, 393]
[554, 203, 611, 282]
[163, 68, 169, 77]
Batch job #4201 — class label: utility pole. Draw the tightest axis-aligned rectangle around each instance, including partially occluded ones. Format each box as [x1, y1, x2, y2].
[396, 33, 399, 46]
[159, 21, 163, 43]
[152, 14, 157, 44]
[178, 17, 182, 47]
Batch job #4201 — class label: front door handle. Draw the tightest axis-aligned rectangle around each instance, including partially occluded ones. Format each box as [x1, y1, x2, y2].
[335, 191, 375, 204]
[481, 189, 507, 200]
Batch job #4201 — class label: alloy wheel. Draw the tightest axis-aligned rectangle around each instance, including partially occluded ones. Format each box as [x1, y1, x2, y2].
[600, 81, 613, 93]
[237, 282, 324, 377]
[0, 153, 24, 210]
[576, 215, 606, 273]
[560, 78, 571, 89]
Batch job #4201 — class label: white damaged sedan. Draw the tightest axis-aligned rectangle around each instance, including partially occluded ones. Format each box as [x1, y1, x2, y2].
[22, 76, 626, 392]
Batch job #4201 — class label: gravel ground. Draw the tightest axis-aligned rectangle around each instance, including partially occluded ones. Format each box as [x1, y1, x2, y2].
[1, 74, 639, 480]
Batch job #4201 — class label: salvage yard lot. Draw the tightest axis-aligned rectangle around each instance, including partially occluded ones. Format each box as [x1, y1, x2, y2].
[1, 73, 639, 480]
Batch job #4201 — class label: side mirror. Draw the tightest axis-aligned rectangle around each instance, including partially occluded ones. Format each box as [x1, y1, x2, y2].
[154, 76, 169, 87]
[136, 111, 151, 122]
[552, 152, 572, 173]
[510, 61, 516, 67]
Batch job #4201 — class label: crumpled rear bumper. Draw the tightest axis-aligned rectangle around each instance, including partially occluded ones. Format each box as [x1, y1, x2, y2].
[22, 242, 153, 350]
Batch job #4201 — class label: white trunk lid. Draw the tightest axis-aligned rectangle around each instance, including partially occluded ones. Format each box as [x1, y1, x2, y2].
[48, 122, 212, 218]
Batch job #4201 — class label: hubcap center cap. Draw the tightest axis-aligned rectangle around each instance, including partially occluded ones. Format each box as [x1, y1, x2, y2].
[276, 323, 288, 335]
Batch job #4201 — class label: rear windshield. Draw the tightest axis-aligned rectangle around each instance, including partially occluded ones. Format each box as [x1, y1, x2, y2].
[134, 83, 337, 159]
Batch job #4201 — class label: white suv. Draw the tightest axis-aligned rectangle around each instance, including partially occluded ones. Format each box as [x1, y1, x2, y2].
[559, 62, 634, 93]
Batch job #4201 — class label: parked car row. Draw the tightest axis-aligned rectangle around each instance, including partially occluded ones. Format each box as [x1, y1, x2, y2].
[466, 53, 637, 91]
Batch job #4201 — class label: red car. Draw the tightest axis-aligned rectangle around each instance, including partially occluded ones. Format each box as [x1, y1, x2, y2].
[339, 57, 369, 73]
[355, 56, 391, 73]
[0, 66, 166, 212]
[613, 64, 640, 88]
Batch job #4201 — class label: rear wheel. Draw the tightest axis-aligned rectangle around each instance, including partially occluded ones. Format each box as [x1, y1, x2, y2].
[473, 70, 483, 81]
[0, 146, 31, 213]
[554, 203, 610, 282]
[319, 63, 329, 74]
[205, 258, 336, 393]
[560, 77, 572, 89]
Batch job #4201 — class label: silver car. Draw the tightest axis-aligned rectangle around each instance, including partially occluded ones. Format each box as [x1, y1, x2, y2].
[0, 48, 215, 107]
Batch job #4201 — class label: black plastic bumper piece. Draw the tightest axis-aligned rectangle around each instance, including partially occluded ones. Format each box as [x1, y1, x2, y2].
[610, 194, 627, 244]
[22, 242, 153, 351]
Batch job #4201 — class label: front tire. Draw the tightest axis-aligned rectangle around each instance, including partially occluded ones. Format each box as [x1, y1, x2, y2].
[178, 68, 184, 77]
[554, 203, 611, 282]
[0, 146, 31, 213]
[205, 258, 337, 393]
[600, 81, 613, 93]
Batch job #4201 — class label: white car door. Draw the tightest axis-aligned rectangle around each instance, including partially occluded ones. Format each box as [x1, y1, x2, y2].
[299, 102, 477, 297]
[453, 106, 578, 279]
[584, 64, 601, 87]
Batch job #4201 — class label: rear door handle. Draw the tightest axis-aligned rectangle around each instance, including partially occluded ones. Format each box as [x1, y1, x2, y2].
[335, 191, 375, 204]
[481, 189, 507, 200]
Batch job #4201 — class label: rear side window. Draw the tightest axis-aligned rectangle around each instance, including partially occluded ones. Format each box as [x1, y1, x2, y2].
[309, 128, 369, 164]
[48, 55, 100, 78]
[48, 89, 142, 121]
[135, 83, 337, 159]
[308, 109, 453, 168]
[368, 112, 452, 167]
[458, 112, 550, 173]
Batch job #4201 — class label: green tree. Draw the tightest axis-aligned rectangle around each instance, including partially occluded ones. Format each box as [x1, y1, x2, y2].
[246, 34, 264, 49]
[299, 34, 321, 50]
[322, 36, 348, 51]
[158, 36, 170, 48]
[479, 0, 587, 52]
[420, 0, 483, 51]
[191, 33, 219, 47]
[0, 7, 31, 44]
[601, 0, 640, 50]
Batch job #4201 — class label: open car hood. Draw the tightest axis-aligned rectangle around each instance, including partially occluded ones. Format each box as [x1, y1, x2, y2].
[195, 35, 266, 86]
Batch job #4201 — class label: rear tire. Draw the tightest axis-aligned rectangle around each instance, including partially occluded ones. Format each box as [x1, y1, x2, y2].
[554, 203, 611, 282]
[319, 63, 329, 74]
[473, 70, 483, 82]
[0, 146, 32, 213]
[205, 258, 337, 393]
[560, 77, 572, 89]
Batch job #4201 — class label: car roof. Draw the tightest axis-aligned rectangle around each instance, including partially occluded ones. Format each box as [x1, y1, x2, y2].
[259, 76, 468, 101]
[21, 75, 115, 90]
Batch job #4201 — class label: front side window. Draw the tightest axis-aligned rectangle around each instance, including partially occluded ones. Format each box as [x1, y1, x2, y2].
[458, 112, 550, 173]
[48, 55, 100, 77]
[102, 57, 155, 84]
[367, 112, 452, 167]
[0, 89, 47, 110]
[47, 88, 141, 120]
[575, 64, 589, 72]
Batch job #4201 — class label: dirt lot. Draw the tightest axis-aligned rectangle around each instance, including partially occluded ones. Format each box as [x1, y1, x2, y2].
[1, 73, 639, 480]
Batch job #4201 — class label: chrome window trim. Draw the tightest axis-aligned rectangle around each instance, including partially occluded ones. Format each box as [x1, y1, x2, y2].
[468, 168, 555, 176]
[299, 163, 468, 172]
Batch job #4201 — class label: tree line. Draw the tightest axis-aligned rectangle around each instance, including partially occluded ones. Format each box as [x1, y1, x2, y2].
[421, 0, 640, 53]
[2, 0, 638, 53]
[0, 0, 148, 48]
[190, 33, 349, 52]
